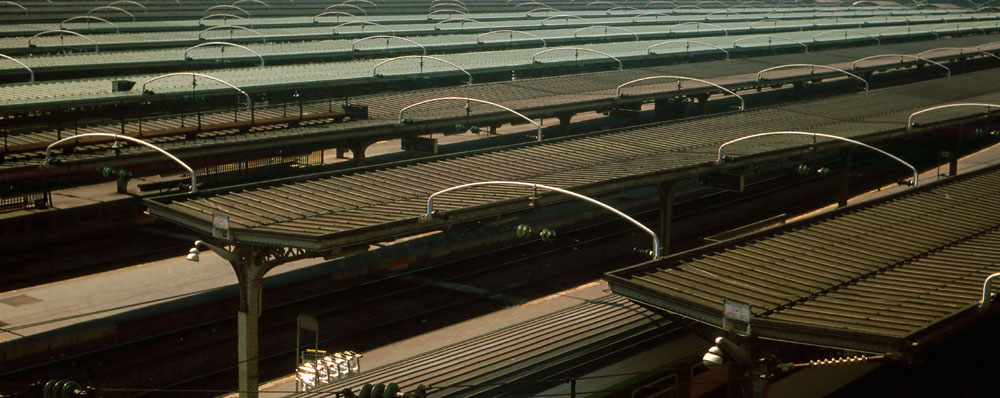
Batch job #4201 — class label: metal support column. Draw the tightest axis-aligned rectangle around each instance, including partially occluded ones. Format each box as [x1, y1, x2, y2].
[837, 148, 853, 207]
[556, 112, 574, 136]
[658, 180, 676, 256]
[351, 142, 368, 166]
[229, 247, 272, 398]
[695, 94, 710, 115]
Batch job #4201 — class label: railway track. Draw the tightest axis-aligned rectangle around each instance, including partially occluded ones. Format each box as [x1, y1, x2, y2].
[0, 198, 657, 398]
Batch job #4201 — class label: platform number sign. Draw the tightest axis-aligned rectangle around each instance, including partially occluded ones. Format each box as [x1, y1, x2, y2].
[213, 213, 231, 240]
[723, 298, 752, 335]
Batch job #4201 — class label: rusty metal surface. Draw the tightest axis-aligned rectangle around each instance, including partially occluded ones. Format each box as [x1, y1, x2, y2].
[146, 69, 1000, 253]
[606, 166, 1000, 353]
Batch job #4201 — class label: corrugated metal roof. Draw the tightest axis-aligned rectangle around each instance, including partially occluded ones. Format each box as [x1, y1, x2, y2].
[606, 165, 1000, 354]
[146, 68, 1000, 251]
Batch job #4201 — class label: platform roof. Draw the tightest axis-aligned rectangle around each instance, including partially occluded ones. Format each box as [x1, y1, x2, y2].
[606, 164, 1000, 355]
[145, 68, 1000, 253]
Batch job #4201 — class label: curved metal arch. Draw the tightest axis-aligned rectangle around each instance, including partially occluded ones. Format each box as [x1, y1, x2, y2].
[907, 103, 1000, 127]
[526, 7, 560, 16]
[45, 133, 198, 193]
[433, 0, 463, 4]
[976, 41, 1000, 52]
[585, 0, 620, 8]
[850, 54, 950, 77]
[343, 0, 377, 8]
[616, 75, 744, 110]
[513, 1, 545, 8]
[666, 21, 728, 36]
[199, 13, 246, 26]
[184, 41, 264, 67]
[531, 47, 623, 70]
[426, 9, 468, 18]
[717, 131, 917, 186]
[644, 0, 678, 8]
[606, 5, 640, 14]
[27, 30, 99, 53]
[198, 25, 266, 43]
[352, 35, 426, 55]
[0, 1, 28, 15]
[432, 1, 468, 11]
[61, 16, 120, 33]
[573, 25, 638, 41]
[669, 4, 703, 9]
[540, 14, 588, 26]
[632, 11, 669, 21]
[917, 47, 1000, 61]
[313, 11, 355, 22]
[324, 3, 366, 15]
[424, 181, 660, 258]
[141, 72, 251, 107]
[372, 55, 472, 84]
[0, 53, 33, 83]
[88, 5, 135, 21]
[232, 0, 269, 8]
[757, 63, 868, 90]
[433, 17, 488, 30]
[647, 39, 729, 59]
[979, 272, 1000, 311]
[107, 0, 147, 11]
[877, 25, 920, 37]
[812, 29, 880, 44]
[398, 97, 542, 140]
[748, 18, 784, 28]
[476, 30, 546, 47]
[333, 20, 394, 35]
[928, 22, 977, 34]
[732, 35, 808, 52]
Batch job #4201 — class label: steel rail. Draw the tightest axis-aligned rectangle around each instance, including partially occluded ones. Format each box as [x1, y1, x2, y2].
[424, 181, 660, 258]
[851, 53, 951, 77]
[184, 41, 264, 67]
[373, 55, 471, 84]
[398, 96, 541, 140]
[716, 131, 918, 186]
[907, 103, 1000, 128]
[531, 47, 622, 70]
[615, 75, 744, 110]
[44, 133, 198, 192]
[757, 63, 868, 90]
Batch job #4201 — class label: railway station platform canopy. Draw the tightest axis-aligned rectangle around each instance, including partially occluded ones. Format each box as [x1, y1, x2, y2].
[144, 67, 1000, 258]
[605, 163, 1000, 355]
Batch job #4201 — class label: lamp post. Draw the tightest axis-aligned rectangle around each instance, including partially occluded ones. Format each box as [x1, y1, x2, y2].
[44, 132, 198, 192]
[716, 131, 919, 187]
[423, 181, 660, 259]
